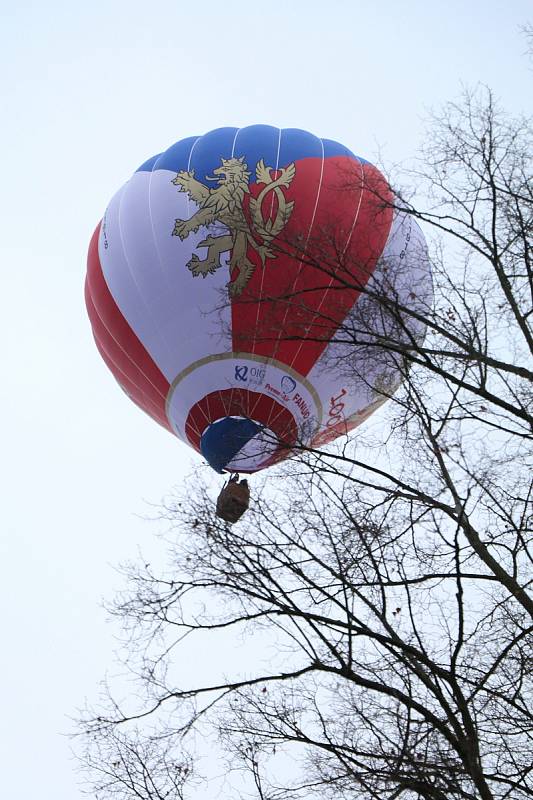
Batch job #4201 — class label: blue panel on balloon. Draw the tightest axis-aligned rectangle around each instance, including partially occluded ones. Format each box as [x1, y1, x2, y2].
[200, 417, 262, 473]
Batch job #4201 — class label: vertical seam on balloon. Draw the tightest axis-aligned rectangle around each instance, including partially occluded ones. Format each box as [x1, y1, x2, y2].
[224, 126, 243, 427]
[251, 127, 282, 345]
[221, 388, 231, 418]
[147, 150, 171, 286]
[285, 155, 365, 381]
[186, 136, 209, 427]
[230, 127, 241, 158]
[266, 135, 325, 435]
[247, 127, 282, 426]
[145, 147, 188, 393]
[192, 399, 211, 435]
[185, 134, 201, 220]
[341, 157, 365, 256]
[180, 396, 211, 442]
[198, 391, 212, 431]
[196, 403, 212, 433]
[186, 417, 203, 439]
[184, 395, 208, 436]
[188, 417, 203, 437]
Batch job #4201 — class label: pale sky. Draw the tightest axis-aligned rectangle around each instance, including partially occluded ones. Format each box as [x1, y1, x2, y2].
[1, 1, 531, 797]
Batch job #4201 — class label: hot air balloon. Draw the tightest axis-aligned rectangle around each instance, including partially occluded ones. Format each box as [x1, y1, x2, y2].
[85, 126, 431, 500]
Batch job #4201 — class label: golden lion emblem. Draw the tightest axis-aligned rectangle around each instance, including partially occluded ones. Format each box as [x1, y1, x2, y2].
[171, 156, 295, 296]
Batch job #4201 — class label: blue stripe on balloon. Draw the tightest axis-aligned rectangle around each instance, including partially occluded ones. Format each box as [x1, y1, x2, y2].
[322, 138, 370, 165]
[151, 136, 200, 173]
[278, 127, 324, 167]
[135, 127, 369, 180]
[232, 125, 281, 182]
[136, 153, 163, 172]
[187, 127, 240, 185]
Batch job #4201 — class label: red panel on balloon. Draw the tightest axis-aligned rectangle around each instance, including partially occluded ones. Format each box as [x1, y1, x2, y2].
[230, 156, 394, 376]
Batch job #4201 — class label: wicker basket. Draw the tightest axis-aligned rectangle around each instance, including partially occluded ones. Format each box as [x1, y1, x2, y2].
[216, 477, 250, 523]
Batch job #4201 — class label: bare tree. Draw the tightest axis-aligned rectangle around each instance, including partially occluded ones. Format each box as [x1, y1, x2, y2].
[78, 86, 532, 800]
[78, 725, 196, 800]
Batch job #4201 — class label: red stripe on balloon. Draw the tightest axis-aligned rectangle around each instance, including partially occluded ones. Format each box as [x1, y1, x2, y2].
[231, 156, 394, 376]
[92, 336, 170, 428]
[85, 223, 172, 433]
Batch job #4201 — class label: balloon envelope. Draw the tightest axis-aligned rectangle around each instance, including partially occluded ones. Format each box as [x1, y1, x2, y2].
[86, 125, 431, 473]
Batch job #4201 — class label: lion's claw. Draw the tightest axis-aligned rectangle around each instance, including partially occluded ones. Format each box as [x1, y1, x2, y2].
[227, 281, 244, 297]
[173, 219, 190, 239]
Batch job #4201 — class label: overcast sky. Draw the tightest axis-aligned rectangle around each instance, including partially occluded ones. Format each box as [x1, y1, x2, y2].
[1, 1, 531, 797]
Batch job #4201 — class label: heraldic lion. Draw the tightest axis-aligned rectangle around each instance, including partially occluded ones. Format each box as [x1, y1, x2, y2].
[171, 156, 295, 296]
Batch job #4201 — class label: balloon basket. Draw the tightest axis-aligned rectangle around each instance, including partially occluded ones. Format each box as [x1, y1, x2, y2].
[216, 475, 250, 523]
